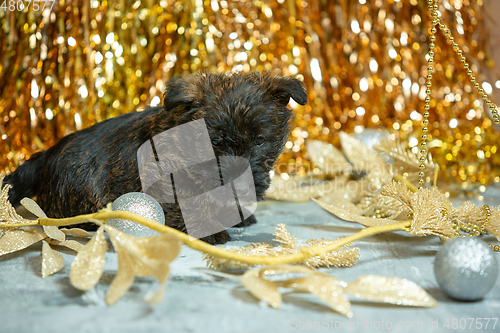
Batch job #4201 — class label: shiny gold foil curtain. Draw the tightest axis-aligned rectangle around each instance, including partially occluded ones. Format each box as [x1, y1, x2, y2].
[0, 0, 499, 192]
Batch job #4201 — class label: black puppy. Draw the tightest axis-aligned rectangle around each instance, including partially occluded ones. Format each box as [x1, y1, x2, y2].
[5, 72, 307, 244]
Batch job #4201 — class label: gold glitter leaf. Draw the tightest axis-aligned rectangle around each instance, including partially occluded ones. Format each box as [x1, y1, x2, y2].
[145, 286, 167, 305]
[274, 223, 297, 249]
[362, 169, 394, 192]
[47, 239, 85, 252]
[103, 225, 181, 305]
[314, 193, 364, 215]
[357, 192, 409, 220]
[21, 198, 65, 242]
[41, 240, 65, 278]
[106, 243, 135, 305]
[70, 227, 107, 291]
[258, 264, 315, 276]
[20, 197, 47, 218]
[452, 202, 484, 227]
[303, 238, 359, 268]
[239, 269, 282, 309]
[374, 139, 435, 174]
[380, 181, 413, 209]
[0, 175, 30, 226]
[344, 275, 438, 308]
[282, 273, 353, 318]
[312, 198, 399, 227]
[0, 227, 47, 256]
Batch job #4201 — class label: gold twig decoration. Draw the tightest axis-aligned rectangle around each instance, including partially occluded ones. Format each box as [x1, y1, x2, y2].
[0, 174, 408, 267]
[220, 264, 437, 318]
[2, 209, 410, 266]
[374, 139, 435, 175]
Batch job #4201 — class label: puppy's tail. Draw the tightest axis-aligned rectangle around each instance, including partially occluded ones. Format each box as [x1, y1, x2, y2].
[3, 150, 46, 207]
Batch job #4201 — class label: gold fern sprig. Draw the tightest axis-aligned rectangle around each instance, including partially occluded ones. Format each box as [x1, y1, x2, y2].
[203, 224, 360, 271]
[451, 202, 500, 241]
[303, 238, 360, 268]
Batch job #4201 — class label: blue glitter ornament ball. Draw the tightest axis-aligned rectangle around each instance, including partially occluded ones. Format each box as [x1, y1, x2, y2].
[108, 192, 164, 237]
[434, 237, 498, 301]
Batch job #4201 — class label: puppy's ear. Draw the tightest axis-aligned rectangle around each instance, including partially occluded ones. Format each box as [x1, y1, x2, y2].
[162, 75, 205, 110]
[263, 74, 308, 106]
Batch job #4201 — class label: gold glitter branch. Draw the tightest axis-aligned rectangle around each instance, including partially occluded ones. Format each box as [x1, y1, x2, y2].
[0, 177, 437, 309]
[374, 139, 435, 180]
[0, 175, 31, 227]
[1, 208, 411, 266]
[0, 174, 405, 267]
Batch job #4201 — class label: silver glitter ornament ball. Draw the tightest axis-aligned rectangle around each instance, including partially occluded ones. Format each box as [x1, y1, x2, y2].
[434, 237, 498, 301]
[108, 192, 164, 237]
[353, 128, 390, 150]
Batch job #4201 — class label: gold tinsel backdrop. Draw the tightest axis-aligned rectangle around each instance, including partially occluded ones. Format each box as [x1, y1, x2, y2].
[1, 0, 500, 194]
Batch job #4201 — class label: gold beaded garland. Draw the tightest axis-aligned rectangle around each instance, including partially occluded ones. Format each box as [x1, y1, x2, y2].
[438, 7, 500, 125]
[451, 204, 499, 252]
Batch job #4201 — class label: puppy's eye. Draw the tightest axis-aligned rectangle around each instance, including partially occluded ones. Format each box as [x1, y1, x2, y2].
[255, 136, 266, 146]
[211, 137, 222, 146]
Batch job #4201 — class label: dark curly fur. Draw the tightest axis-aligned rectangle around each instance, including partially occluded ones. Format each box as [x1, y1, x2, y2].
[4, 72, 307, 244]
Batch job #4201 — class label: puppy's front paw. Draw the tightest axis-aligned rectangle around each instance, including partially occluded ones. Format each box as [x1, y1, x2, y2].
[201, 230, 231, 244]
[234, 214, 257, 227]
